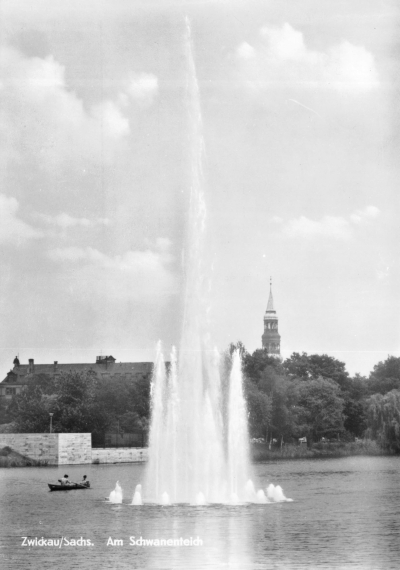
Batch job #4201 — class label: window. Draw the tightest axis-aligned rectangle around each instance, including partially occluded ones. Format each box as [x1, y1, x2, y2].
[6, 388, 17, 396]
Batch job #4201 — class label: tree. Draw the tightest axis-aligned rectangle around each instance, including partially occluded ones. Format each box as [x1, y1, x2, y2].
[8, 370, 110, 435]
[269, 379, 298, 444]
[289, 377, 345, 443]
[128, 375, 151, 420]
[243, 378, 271, 439]
[343, 399, 367, 437]
[7, 381, 57, 432]
[365, 390, 400, 451]
[284, 352, 350, 389]
[370, 356, 400, 382]
[51, 370, 107, 434]
[243, 349, 285, 388]
[346, 374, 368, 401]
[0, 396, 12, 425]
[283, 352, 310, 379]
[367, 357, 400, 395]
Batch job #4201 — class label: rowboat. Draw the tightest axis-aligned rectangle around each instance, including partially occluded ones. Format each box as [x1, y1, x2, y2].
[48, 483, 90, 491]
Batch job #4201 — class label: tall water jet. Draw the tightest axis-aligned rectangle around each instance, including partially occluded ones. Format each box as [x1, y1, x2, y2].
[145, 342, 167, 501]
[227, 350, 251, 500]
[145, 17, 229, 505]
[142, 18, 290, 506]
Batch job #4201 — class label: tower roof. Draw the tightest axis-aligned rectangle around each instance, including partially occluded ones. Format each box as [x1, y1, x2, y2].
[265, 278, 277, 314]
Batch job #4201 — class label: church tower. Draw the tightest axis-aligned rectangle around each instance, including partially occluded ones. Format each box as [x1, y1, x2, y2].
[261, 278, 281, 357]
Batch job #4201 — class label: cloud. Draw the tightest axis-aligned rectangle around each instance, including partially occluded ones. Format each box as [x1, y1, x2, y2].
[154, 237, 172, 252]
[350, 205, 380, 224]
[91, 101, 130, 139]
[236, 42, 255, 60]
[118, 73, 159, 109]
[0, 194, 43, 245]
[38, 212, 110, 229]
[259, 23, 318, 64]
[282, 215, 351, 240]
[236, 23, 379, 93]
[49, 247, 108, 262]
[280, 206, 380, 240]
[0, 46, 131, 171]
[126, 73, 158, 102]
[48, 241, 177, 304]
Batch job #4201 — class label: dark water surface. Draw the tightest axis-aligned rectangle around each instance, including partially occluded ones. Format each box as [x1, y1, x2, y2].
[1, 456, 400, 569]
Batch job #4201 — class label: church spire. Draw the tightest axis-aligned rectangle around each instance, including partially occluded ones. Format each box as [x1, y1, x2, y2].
[262, 276, 281, 358]
[266, 277, 274, 312]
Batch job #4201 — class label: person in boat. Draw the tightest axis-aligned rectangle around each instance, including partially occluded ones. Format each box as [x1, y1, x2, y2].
[81, 475, 90, 487]
[59, 474, 70, 485]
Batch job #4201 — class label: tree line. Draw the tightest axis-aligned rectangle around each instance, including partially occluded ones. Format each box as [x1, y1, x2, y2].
[232, 344, 400, 452]
[0, 371, 151, 446]
[1, 348, 400, 452]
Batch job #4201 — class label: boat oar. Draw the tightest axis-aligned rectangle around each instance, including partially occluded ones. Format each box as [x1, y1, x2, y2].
[69, 481, 88, 488]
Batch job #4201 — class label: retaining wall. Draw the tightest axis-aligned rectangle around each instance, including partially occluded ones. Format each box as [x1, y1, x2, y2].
[58, 434, 92, 464]
[0, 434, 148, 465]
[92, 447, 148, 464]
[0, 433, 91, 465]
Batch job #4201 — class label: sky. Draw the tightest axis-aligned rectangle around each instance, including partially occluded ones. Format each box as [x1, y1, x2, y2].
[0, 0, 399, 378]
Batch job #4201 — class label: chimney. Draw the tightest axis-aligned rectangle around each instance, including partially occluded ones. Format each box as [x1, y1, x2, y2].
[28, 359, 34, 373]
[54, 361, 58, 373]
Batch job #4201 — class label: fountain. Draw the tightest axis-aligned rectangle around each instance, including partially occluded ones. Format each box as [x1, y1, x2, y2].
[108, 481, 123, 504]
[131, 484, 142, 505]
[109, 18, 291, 506]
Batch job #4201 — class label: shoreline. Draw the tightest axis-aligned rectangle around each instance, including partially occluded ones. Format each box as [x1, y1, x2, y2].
[1, 441, 398, 467]
[250, 441, 396, 462]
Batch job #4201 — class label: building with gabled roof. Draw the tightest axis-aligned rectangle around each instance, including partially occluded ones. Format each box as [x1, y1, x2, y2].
[0, 355, 153, 401]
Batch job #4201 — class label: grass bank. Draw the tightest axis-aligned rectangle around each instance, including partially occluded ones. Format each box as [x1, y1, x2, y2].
[251, 440, 389, 462]
[0, 446, 49, 467]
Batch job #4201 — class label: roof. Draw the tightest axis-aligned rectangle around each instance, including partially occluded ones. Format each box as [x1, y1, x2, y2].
[1, 360, 154, 385]
[265, 279, 277, 315]
[266, 289, 274, 312]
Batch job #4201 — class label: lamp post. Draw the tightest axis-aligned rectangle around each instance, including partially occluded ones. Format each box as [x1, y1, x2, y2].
[49, 413, 54, 434]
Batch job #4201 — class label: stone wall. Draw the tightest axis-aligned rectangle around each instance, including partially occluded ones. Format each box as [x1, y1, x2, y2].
[0, 433, 92, 465]
[92, 447, 148, 464]
[0, 433, 149, 465]
[58, 433, 92, 465]
[0, 433, 59, 465]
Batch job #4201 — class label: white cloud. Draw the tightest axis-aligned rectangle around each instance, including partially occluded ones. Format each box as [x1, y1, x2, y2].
[282, 215, 351, 240]
[0, 47, 130, 171]
[154, 237, 172, 252]
[126, 73, 158, 102]
[237, 42, 255, 60]
[49, 247, 107, 263]
[280, 206, 380, 240]
[48, 241, 177, 303]
[323, 42, 378, 93]
[39, 212, 110, 229]
[91, 101, 130, 139]
[350, 205, 380, 224]
[237, 23, 379, 93]
[0, 194, 43, 245]
[259, 23, 318, 64]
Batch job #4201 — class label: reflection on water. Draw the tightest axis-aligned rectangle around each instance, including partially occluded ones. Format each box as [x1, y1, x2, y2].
[1, 457, 400, 569]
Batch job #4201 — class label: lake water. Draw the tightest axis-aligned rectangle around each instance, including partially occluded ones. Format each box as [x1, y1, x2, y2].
[1, 456, 400, 569]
